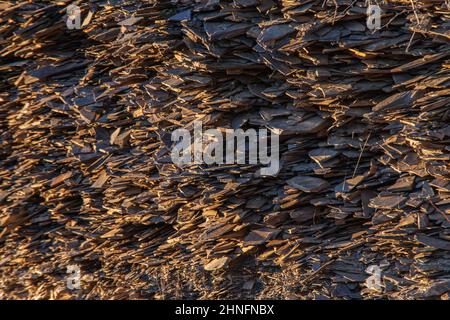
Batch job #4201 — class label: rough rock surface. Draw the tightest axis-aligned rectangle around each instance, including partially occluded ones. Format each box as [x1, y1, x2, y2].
[0, 0, 449, 299]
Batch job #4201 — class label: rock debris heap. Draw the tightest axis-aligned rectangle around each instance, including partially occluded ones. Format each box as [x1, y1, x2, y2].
[0, 0, 449, 299]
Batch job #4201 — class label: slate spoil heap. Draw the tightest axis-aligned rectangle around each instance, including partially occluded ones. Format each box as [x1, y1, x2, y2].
[0, 0, 450, 299]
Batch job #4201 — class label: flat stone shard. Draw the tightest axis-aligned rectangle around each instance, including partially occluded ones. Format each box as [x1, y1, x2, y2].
[369, 195, 406, 209]
[243, 228, 280, 246]
[204, 257, 231, 271]
[415, 234, 450, 251]
[287, 176, 329, 193]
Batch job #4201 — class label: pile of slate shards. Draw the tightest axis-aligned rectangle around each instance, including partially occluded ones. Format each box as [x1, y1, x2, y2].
[0, 0, 449, 299]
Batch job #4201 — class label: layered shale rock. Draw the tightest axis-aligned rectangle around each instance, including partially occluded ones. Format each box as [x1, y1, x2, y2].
[0, 0, 449, 299]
